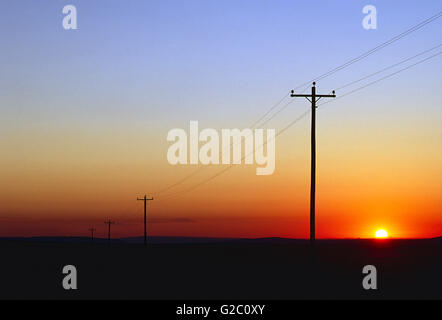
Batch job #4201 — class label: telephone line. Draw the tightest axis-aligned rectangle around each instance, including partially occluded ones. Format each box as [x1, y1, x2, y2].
[334, 44, 441, 92]
[153, 11, 441, 196]
[294, 11, 441, 89]
[319, 51, 442, 107]
[158, 50, 441, 201]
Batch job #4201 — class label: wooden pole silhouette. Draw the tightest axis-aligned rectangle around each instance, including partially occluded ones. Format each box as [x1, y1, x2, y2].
[291, 82, 336, 248]
[88, 228, 96, 242]
[104, 220, 115, 245]
[137, 195, 154, 246]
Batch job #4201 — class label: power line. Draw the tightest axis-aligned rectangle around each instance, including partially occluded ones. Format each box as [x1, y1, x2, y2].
[334, 44, 441, 92]
[294, 11, 442, 90]
[158, 48, 441, 201]
[157, 110, 310, 201]
[153, 12, 441, 196]
[155, 96, 296, 196]
[255, 11, 442, 123]
[154, 95, 292, 196]
[155, 166, 205, 195]
[318, 51, 442, 107]
[248, 93, 290, 128]
[256, 13, 442, 128]
[155, 98, 297, 196]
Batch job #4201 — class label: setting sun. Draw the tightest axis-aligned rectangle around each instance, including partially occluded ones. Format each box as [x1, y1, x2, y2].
[375, 229, 388, 238]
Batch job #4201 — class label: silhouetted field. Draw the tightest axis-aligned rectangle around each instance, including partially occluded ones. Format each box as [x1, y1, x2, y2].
[0, 238, 440, 299]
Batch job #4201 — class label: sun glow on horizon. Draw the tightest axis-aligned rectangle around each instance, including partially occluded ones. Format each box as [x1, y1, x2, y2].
[375, 229, 388, 238]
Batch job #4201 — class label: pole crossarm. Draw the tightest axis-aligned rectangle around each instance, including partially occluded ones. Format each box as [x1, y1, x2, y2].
[291, 90, 336, 104]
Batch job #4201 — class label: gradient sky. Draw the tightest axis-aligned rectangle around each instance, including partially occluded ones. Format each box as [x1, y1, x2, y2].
[1, 0, 441, 239]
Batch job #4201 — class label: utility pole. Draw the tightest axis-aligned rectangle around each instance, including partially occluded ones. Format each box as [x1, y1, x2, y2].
[104, 220, 115, 245]
[290, 82, 335, 249]
[88, 227, 96, 242]
[137, 195, 154, 246]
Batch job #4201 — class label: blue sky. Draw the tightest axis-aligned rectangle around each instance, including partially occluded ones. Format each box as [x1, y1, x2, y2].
[1, 0, 440, 130]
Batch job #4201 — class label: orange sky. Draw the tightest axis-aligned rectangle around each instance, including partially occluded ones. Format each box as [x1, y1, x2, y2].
[1, 1, 441, 239]
[1, 106, 441, 239]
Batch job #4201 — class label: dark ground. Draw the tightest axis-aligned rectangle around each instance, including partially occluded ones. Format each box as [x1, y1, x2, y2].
[0, 238, 440, 299]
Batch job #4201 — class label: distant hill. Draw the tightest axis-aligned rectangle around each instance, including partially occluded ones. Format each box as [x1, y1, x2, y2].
[0, 236, 305, 245]
[0, 236, 440, 245]
[0, 236, 236, 244]
[0, 236, 123, 245]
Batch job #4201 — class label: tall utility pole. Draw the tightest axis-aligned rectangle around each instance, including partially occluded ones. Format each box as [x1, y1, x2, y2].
[290, 82, 336, 248]
[104, 220, 115, 245]
[88, 228, 96, 242]
[137, 195, 154, 246]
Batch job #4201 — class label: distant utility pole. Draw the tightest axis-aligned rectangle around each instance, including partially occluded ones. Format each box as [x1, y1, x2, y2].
[290, 82, 336, 248]
[137, 195, 154, 246]
[88, 227, 96, 242]
[104, 220, 115, 245]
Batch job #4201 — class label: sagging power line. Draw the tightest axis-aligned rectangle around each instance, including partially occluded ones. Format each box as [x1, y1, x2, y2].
[319, 51, 442, 107]
[157, 47, 441, 202]
[293, 11, 442, 90]
[153, 12, 441, 197]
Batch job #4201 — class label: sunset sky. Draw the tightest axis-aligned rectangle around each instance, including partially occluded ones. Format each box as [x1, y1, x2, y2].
[1, 0, 441, 239]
